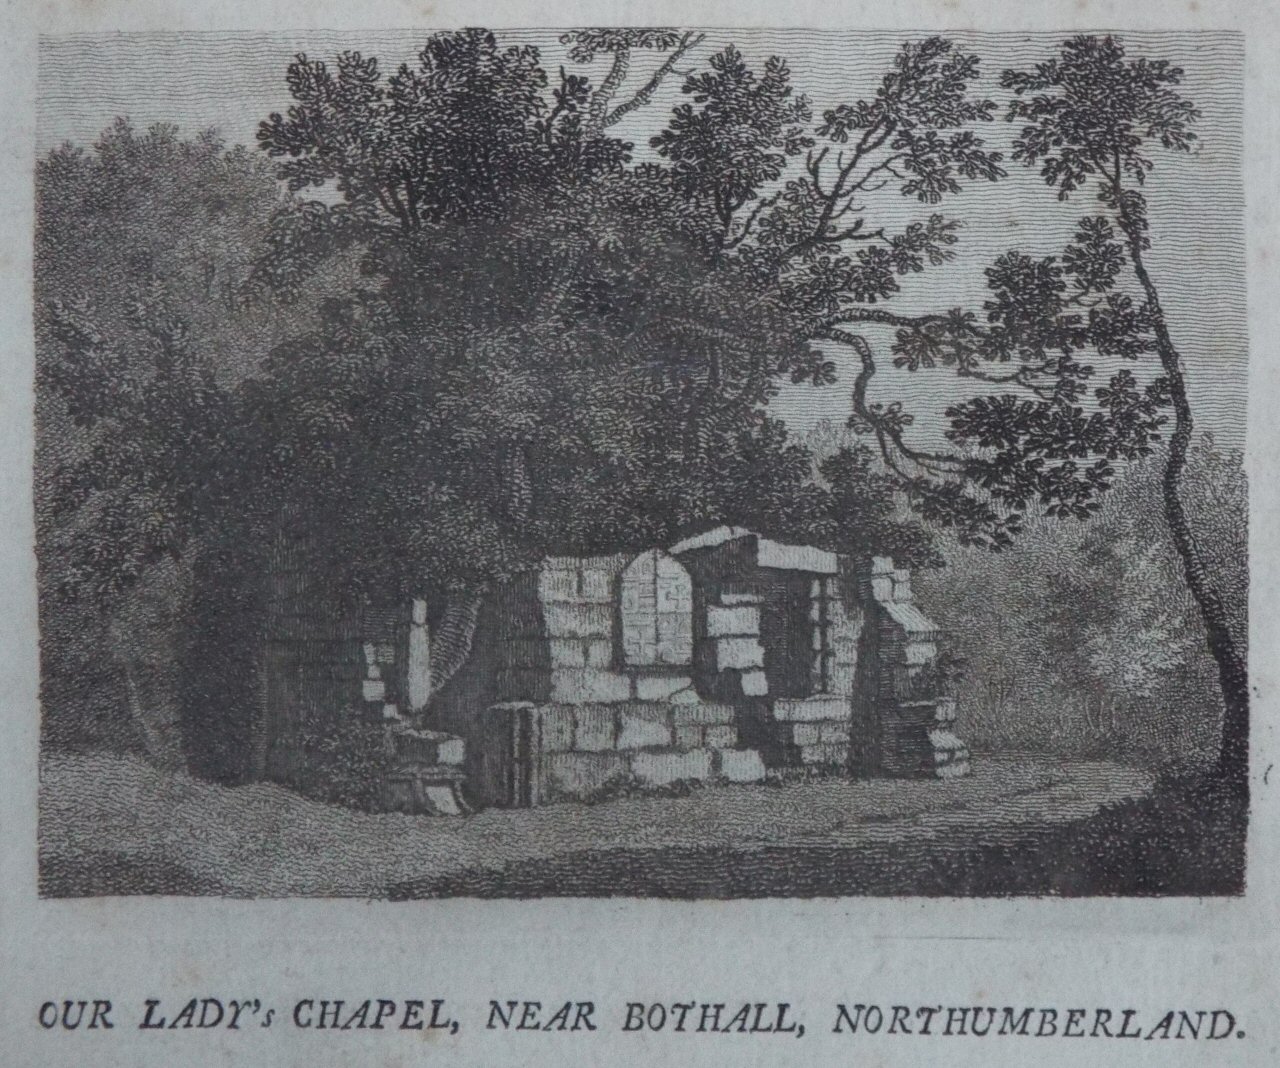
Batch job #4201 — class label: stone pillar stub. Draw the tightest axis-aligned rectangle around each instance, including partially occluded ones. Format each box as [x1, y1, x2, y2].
[406, 596, 432, 712]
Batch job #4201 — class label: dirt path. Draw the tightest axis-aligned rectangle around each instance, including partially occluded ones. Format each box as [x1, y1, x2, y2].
[39, 750, 1154, 897]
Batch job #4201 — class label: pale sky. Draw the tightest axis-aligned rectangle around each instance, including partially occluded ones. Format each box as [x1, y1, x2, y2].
[37, 29, 1247, 448]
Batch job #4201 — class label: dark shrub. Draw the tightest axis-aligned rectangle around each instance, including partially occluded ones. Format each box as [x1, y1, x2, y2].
[292, 707, 395, 812]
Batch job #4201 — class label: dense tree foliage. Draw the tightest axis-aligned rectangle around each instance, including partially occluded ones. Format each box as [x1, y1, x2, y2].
[243, 29, 961, 694]
[34, 122, 308, 759]
[915, 434, 1244, 769]
[35, 30, 1246, 790]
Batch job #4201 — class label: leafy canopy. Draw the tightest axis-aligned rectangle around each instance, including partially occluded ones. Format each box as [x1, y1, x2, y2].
[245, 29, 959, 605]
[821, 36, 1200, 548]
[1003, 35, 1199, 200]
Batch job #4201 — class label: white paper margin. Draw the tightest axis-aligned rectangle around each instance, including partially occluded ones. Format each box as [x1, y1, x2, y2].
[3, 1, 1278, 1065]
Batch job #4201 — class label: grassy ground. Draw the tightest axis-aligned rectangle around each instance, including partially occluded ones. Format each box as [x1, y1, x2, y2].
[35, 748, 1206, 898]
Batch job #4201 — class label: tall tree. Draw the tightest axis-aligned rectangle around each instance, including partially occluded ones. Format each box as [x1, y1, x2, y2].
[650, 33, 1248, 781]
[997, 36, 1247, 788]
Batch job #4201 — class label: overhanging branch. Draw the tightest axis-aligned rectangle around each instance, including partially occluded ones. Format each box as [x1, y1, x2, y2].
[818, 327, 969, 476]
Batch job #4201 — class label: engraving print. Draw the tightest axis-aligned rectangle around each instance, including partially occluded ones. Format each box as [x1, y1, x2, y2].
[35, 29, 1248, 897]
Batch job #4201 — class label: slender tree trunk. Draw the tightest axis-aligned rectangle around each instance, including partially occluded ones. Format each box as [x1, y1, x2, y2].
[1122, 220, 1249, 793]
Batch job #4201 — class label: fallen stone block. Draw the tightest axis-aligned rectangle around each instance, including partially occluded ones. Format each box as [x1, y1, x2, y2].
[740, 670, 768, 696]
[381, 763, 469, 815]
[421, 782, 467, 815]
[717, 748, 766, 783]
[631, 748, 713, 786]
[819, 723, 852, 744]
[704, 724, 738, 749]
[791, 723, 822, 746]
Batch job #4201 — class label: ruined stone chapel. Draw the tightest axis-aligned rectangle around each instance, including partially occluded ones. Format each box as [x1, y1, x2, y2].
[258, 525, 969, 813]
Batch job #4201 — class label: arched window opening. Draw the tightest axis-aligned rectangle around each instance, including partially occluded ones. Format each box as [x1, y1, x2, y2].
[620, 550, 693, 667]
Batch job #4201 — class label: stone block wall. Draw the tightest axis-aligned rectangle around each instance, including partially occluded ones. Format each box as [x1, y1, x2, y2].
[864, 557, 969, 780]
[487, 553, 780, 711]
[930, 694, 972, 779]
[822, 577, 863, 697]
[773, 695, 855, 768]
[260, 539, 966, 808]
[474, 698, 767, 806]
[707, 595, 768, 699]
[494, 554, 700, 707]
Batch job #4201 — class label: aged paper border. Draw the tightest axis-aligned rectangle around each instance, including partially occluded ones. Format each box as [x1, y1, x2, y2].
[3, 0, 1278, 1064]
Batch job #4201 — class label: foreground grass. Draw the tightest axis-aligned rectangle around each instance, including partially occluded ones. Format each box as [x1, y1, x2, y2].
[37, 748, 1205, 898]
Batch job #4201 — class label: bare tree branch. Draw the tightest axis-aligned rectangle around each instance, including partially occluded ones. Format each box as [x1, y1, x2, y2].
[583, 46, 633, 138]
[604, 32, 706, 129]
[820, 327, 969, 474]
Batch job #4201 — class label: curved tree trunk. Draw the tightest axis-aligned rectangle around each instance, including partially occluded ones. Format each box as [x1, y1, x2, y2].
[1123, 224, 1249, 794]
